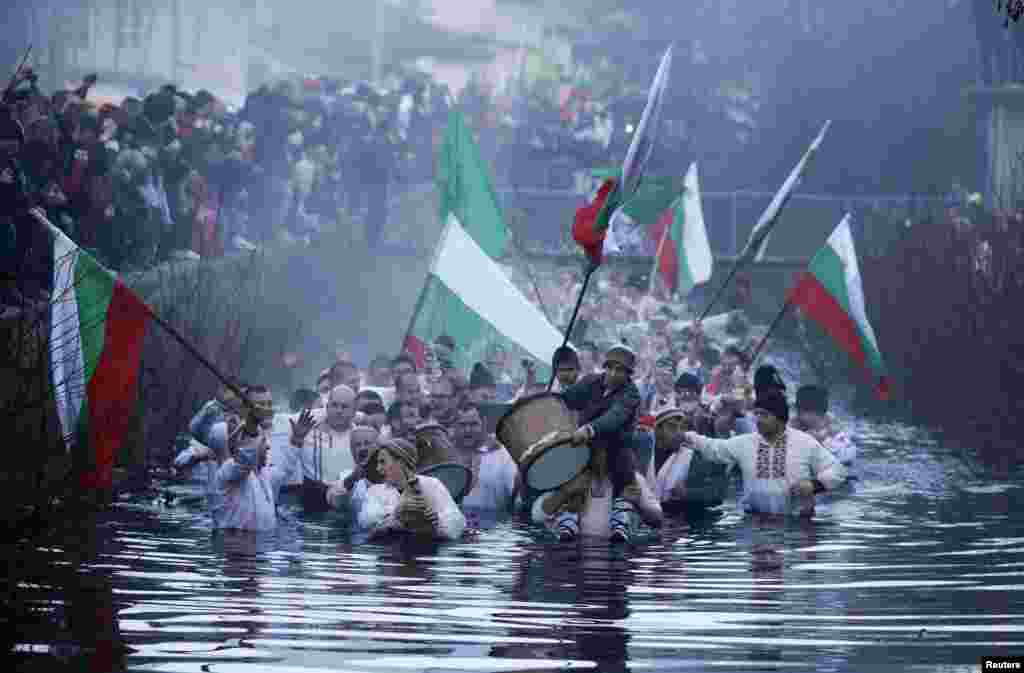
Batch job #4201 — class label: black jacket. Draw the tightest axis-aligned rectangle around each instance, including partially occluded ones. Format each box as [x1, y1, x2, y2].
[559, 373, 641, 452]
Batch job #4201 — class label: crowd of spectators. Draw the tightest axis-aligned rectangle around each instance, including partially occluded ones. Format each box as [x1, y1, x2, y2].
[0, 63, 631, 277]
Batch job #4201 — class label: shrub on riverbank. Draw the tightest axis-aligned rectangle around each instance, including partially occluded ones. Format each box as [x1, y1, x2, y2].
[861, 208, 1024, 464]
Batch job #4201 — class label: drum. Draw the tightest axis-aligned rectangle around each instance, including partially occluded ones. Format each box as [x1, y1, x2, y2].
[413, 423, 457, 469]
[419, 462, 473, 503]
[495, 393, 590, 493]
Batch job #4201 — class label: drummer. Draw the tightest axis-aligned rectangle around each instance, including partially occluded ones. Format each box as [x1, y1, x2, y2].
[324, 424, 381, 517]
[450, 403, 518, 513]
[555, 344, 644, 542]
[363, 438, 466, 541]
[653, 408, 729, 511]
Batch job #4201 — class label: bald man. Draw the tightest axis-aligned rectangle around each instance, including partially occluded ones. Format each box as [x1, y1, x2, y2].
[294, 384, 358, 512]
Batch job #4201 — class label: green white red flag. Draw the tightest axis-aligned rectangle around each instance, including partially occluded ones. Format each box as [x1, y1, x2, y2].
[651, 162, 712, 296]
[787, 214, 890, 399]
[436, 108, 508, 259]
[403, 214, 566, 376]
[739, 120, 831, 263]
[573, 44, 673, 265]
[42, 210, 151, 490]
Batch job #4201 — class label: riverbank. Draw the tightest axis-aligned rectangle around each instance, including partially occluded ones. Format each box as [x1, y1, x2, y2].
[861, 208, 1024, 464]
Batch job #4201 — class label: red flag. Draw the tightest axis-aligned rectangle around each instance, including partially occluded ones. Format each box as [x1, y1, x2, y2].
[572, 177, 618, 265]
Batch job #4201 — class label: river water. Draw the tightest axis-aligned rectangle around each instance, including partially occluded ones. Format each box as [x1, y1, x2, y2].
[8, 414, 1024, 673]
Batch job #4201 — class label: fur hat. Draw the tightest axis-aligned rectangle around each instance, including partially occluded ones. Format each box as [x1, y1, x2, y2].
[753, 364, 786, 394]
[754, 389, 789, 425]
[654, 408, 687, 429]
[552, 345, 579, 369]
[367, 438, 419, 484]
[796, 385, 829, 414]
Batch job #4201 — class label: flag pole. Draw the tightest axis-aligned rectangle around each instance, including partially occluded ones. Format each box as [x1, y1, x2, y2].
[29, 209, 257, 414]
[2, 45, 32, 104]
[647, 209, 672, 298]
[748, 300, 793, 366]
[398, 213, 455, 366]
[546, 260, 597, 391]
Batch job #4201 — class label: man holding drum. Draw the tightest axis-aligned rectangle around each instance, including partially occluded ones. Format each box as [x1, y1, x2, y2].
[553, 344, 649, 543]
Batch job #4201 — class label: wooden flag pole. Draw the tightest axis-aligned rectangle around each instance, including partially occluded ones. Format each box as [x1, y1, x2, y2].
[2, 45, 32, 104]
[546, 260, 598, 391]
[748, 300, 793, 366]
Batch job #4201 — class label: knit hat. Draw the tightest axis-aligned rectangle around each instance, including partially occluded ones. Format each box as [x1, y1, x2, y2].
[552, 345, 579, 369]
[753, 365, 786, 394]
[754, 389, 789, 425]
[654, 408, 687, 429]
[675, 372, 703, 393]
[367, 438, 419, 484]
[469, 362, 497, 389]
[796, 385, 829, 414]
[604, 344, 636, 372]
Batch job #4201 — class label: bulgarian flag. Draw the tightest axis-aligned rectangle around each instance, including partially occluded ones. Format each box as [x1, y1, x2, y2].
[403, 214, 565, 376]
[573, 44, 673, 266]
[42, 209, 151, 490]
[651, 162, 712, 296]
[788, 214, 891, 399]
[436, 108, 508, 259]
[740, 120, 832, 263]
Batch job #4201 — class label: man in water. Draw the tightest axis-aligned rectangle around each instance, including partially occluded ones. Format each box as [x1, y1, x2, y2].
[451, 402, 518, 513]
[385, 399, 421, 440]
[653, 408, 728, 511]
[791, 384, 856, 468]
[292, 384, 358, 512]
[554, 344, 644, 542]
[325, 424, 381, 518]
[682, 389, 845, 517]
[426, 376, 459, 430]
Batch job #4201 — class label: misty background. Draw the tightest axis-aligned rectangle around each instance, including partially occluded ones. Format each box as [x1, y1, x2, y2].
[2, 0, 988, 196]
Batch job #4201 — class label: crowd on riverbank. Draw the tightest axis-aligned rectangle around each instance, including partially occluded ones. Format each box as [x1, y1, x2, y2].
[0, 65, 633, 274]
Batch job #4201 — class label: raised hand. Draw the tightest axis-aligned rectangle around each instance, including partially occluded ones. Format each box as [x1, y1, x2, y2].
[290, 408, 316, 445]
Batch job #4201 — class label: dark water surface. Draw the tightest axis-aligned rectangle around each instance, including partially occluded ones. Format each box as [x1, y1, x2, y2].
[9, 417, 1024, 673]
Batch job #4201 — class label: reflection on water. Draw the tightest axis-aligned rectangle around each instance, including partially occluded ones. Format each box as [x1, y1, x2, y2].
[7, 419, 1024, 673]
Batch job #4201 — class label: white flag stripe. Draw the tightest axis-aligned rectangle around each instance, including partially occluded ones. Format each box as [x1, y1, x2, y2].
[681, 162, 713, 287]
[432, 214, 566, 365]
[747, 120, 832, 262]
[830, 214, 883, 355]
[48, 222, 85, 450]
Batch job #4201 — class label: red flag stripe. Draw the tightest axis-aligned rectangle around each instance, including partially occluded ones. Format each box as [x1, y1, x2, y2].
[79, 280, 150, 490]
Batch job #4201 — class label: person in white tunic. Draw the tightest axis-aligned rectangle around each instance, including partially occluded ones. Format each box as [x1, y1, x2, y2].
[450, 403, 518, 514]
[177, 388, 314, 531]
[292, 384, 358, 512]
[682, 390, 846, 517]
[791, 385, 857, 468]
[324, 424, 381, 518]
[362, 438, 466, 541]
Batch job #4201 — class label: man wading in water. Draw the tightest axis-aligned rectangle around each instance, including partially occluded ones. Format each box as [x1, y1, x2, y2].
[681, 389, 845, 517]
[546, 344, 657, 543]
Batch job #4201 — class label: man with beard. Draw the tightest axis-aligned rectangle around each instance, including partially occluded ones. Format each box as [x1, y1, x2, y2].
[291, 384, 358, 512]
[682, 389, 845, 517]
[451, 403, 518, 513]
